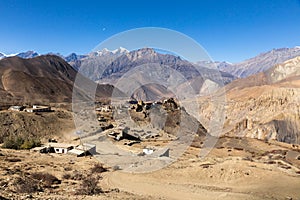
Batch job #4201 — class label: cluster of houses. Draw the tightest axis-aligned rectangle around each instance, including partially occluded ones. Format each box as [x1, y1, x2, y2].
[94, 98, 179, 116]
[8, 105, 51, 113]
[30, 141, 170, 158]
[31, 142, 96, 157]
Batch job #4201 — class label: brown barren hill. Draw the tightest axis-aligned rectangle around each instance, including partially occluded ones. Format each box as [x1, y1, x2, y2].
[0, 55, 117, 106]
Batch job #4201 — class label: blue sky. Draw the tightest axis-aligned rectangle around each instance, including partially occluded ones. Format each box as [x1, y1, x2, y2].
[1, 0, 300, 62]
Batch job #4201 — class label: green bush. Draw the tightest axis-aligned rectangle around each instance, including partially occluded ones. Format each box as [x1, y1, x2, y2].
[2, 135, 24, 149]
[20, 138, 41, 149]
[2, 135, 41, 150]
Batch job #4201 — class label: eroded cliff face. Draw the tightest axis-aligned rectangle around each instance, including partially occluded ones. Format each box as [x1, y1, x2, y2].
[198, 56, 300, 144]
[198, 85, 300, 144]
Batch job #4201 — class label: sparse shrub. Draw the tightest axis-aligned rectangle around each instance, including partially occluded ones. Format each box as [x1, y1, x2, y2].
[4, 158, 21, 162]
[71, 171, 85, 181]
[112, 165, 121, 171]
[90, 163, 108, 174]
[75, 175, 103, 195]
[14, 176, 41, 193]
[64, 166, 72, 171]
[31, 172, 61, 187]
[62, 173, 71, 180]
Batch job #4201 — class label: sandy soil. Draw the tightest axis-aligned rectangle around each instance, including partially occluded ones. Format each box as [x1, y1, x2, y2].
[1, 136, 299, 200]
[100, 144, 300, 200]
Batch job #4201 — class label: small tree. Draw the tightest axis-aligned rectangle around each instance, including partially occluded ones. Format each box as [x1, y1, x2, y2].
[31, 172, 60, 188]
[2, 135, 41, 150]
[90, 163, 108, 174]
[20, 138, 41, 149]
[14, 176, 41, 193]
[75, 175, 103, 195]
[2, 135, 24, 150]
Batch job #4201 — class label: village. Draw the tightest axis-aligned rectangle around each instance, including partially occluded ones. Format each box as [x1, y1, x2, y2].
[4, 98, 180, 160]
[2, 99, 300, 198]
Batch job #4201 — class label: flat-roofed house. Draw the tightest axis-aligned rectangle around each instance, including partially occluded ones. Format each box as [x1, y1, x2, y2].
[24, 105, 51, 113]
[8, 106, 25, 111]
[46, 143, 74, 154]
[68, 143, 96, 157]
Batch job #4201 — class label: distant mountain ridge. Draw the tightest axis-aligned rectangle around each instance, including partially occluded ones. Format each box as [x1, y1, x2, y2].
[217, 47, 300, 78]
[16, 50, 39, 59]
[75, 47, 236, 100]
[3, 47, 300, 80]
[2, 47, 300, 98]
[0, 51, 39, 59]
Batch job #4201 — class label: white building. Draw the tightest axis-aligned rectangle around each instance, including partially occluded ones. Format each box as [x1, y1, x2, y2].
[68, 143, 96, 157]
[143, 148, 154, 155]
[8, 106, 25, 111]
[24, 105, 51, 113]
[46, 143, 74, 154]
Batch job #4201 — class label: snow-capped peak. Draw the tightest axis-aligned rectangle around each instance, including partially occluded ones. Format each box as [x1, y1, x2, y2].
[0, 52, 5, 60]
[0, 52, 19, 59]
[16, 50, 39, 59]
[112, 47, 129, 54]
[92, 47, 129, 57]
[0, 51, 39, 59]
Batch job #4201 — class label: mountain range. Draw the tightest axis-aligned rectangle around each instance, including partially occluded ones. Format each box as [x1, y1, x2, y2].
[1, 46, 300, 145]
[4, 46, 300, 79]
[1, 46, 300, 102]
[216, 47, 300, 77]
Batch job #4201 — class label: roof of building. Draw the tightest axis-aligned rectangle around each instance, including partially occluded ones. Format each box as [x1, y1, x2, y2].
[68, 148, 85, 155]
[30, 146, 47, 151]
[33, 105, 50, 108]
[10, 106, 23, 109]
[46, 143, 74, 148]
[76, 143, 96, 151]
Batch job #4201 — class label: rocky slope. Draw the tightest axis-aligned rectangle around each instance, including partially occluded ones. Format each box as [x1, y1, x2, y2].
[0, 109, 74, 143]
[198, 56, 300, 144]
[75, 48, 235, 100]
[75, 47, 129, 76]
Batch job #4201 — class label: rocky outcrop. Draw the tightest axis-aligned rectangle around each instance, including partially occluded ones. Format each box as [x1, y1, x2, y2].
[198, 56, 300, 144]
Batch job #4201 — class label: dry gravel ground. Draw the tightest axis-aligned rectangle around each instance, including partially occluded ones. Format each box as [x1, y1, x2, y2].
[0, 137, 300, 200]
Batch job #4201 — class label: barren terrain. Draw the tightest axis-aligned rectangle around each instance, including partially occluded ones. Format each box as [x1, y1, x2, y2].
[1, 134, 300, 199]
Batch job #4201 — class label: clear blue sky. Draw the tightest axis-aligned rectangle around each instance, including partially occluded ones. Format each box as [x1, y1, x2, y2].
[1, 0, 300, 62]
